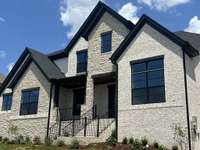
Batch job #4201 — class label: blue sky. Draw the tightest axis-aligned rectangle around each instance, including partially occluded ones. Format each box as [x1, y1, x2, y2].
[0, 0, 200, 75]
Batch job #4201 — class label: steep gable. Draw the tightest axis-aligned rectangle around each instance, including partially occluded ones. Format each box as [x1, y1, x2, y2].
[0, 48, 65, 95]
[111, 15, 199, 63]
[48, 1, 135, 60]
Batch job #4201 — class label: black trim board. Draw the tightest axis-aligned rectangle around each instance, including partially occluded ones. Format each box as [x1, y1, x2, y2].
[82, 2, 134, 40]
[0, 49, 30, 95]
[0, 47, 65, 95]
[130, 55, 164, 65]
[49, 1, 135, 60]
[110, 14, 199, 63]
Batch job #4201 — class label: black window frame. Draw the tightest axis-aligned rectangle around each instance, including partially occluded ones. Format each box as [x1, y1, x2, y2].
[20, 87, 40, 116]
[1, 93, 12, 111]
[101, 31, 112, 53]
[76, 50, 88, 73]
[130, 56, 165, 105]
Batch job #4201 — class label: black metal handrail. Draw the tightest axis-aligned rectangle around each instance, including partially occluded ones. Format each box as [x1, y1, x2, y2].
[60, 105, 97, 136]
[49, 105, 115, 137]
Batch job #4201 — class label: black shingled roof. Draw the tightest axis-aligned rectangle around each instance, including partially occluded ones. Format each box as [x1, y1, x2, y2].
[28, 48, 65, 80]
[175, 31, 200, 51]
[0, 47, 65, 94]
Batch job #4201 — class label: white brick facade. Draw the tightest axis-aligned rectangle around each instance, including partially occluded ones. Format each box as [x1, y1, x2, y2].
[0, 4, 200, 149]
[0, 62, 51, 139]
[117, 24, 188, 147]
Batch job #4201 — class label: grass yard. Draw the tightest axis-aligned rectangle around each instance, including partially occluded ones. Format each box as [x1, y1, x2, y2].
[0, 144, 65, 150]
[0, 143, 159, 150]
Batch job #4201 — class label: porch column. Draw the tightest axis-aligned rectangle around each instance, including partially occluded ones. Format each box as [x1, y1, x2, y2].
[81, 75, 94, 118]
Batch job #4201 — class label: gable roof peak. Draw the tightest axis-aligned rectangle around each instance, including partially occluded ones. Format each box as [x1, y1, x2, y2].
[110, 14, 199, 63]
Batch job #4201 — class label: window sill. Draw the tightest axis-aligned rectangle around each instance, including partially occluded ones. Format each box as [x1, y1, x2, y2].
[10, 113, 48, 120]
[0, 110, 11, 114]
[101, 51, 112, 55]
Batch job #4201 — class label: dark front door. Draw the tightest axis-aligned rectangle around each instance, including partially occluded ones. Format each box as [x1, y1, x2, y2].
[73, 88, 85, 116]
[108, 84, 116, 118]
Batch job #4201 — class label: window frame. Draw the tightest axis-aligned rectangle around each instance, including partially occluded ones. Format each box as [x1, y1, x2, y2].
[1, 93, 12, 111]
[101, 31, 112, 53]
[20, 87, 40, 116]
[130, 55, 165, 105]
[76, 50, 88, 73]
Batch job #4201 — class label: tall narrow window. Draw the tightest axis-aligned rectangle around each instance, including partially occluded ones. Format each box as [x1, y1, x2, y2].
[77, 50, 87, 73]
[2, 94, 12, 111]
[101, 31, 112, 53]
[131, 57, 165, 105]
[20, 88, 39, 115]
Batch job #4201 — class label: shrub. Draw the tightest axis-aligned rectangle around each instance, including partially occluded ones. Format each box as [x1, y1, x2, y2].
[141, 137, 148, 146]
[0, 136, 2, 141]
[106, 129, 117, 145]
[129, 137, 134, 144]
[122, 137, 128, 144]
[153, 142, 159, 148]
[8, 140, 15, 144]
[33, 136, 41, 145]
[172, 145, 178, 150]
[56, 140, 65, 147]
[70, 138, 80, 149]
[158, 144, 167, 150]
[2, 137, 9, 144]
[7, 121, 18, 137]
[132, 139, 143, 150]
[25, 136, 32, 145]
[63, 131, 70, 137]
[14, 135, 25, 144]
[44, 136, 53, 146]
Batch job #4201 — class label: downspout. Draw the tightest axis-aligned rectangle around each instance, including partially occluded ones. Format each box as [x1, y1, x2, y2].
[182, 51, 192, 150]
[114, 62, 118, 141]
[46, 82, 54, 137]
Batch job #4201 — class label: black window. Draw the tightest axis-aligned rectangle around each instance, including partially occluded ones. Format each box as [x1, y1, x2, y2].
[101, 32, 112, 53]
[131, 57, 165, 105]
[20, 88, 39, 115]
[2, 94, 12, 111]
[77, 50, 87, 73]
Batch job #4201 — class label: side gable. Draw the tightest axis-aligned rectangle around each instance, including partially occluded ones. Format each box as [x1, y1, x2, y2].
[0, 48, 65, 95]
[111, 15, 199, 63]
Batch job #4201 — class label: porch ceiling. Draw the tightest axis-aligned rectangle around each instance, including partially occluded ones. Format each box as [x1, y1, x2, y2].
[92, 72, 116, 85]
[55, 74, 86, 88]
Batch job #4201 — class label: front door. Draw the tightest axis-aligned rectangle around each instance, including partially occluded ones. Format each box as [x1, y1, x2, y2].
[108, 84, 116, 118]
[73, 88, 85, 116]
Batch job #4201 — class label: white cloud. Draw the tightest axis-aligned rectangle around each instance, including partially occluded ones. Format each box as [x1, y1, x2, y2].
[0, 51, 6, 58]
[60, 0, 102, 38]
[118, 2, 140, 24]
[7, 62, 14, 72]
[0, 17, 5, 22]
[185, 16, 200, 34]
[138, 0, 190, 11]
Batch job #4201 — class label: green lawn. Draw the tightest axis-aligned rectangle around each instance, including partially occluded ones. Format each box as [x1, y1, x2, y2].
[0, 144, 65, 150]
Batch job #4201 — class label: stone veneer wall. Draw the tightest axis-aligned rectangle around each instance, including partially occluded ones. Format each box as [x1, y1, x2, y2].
[82, 12, 130, 113]
[117, 24, 188, 148]
[0, 62, 51, 140]
[185, 54, 200, 150]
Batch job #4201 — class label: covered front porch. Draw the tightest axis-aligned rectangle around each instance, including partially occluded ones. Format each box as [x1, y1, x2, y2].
[49, 72, 116, 138]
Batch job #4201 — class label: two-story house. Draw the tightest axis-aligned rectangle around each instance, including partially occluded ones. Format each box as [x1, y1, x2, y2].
[1, 2, 200, 149]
